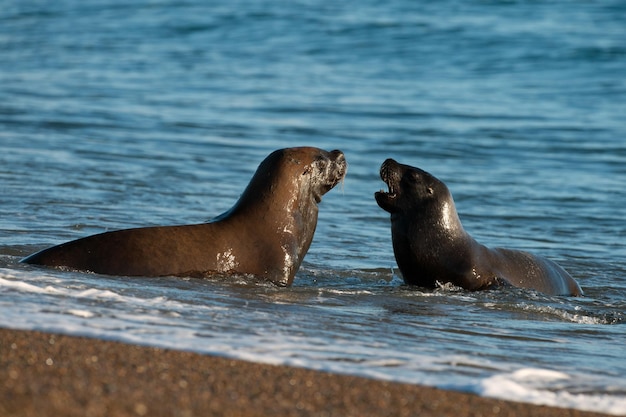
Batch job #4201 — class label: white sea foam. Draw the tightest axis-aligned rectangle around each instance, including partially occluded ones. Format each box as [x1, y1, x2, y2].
[67, 309, 96, 318]
[476, 368, 626, 416]
[0, 275, 64, 294]
[1, 268, 624, 416]
[516, 303, 608, 325]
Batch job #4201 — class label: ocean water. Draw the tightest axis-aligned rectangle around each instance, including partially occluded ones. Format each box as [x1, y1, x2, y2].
[1, 0, 626, 414]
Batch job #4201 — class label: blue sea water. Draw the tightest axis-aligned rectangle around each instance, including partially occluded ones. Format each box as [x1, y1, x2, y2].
[1, 0, 625, 414]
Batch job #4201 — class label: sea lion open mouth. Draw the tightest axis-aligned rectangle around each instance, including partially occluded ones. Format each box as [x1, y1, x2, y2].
[375, 159, 402, 213]
[379, 178, 397, 199]
[379, 158, 400, 197]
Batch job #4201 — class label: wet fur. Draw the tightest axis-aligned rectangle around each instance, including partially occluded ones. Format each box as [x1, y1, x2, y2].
[23, 147, 347, 286]
[375, 159, 582, 296]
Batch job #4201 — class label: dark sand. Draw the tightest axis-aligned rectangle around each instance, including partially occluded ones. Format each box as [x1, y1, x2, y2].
[1, 327, 610, 417]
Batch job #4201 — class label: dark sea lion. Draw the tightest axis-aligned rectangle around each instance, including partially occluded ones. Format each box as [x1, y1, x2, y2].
[375, 159, 582, 296]
[22, 147, 347, 286]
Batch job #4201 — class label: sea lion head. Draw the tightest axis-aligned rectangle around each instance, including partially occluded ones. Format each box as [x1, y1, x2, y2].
[375, 158, 452, 216]
[296, 147, 347, 204]
[227, 147, 345, 210]
[241, 147, 347, 210]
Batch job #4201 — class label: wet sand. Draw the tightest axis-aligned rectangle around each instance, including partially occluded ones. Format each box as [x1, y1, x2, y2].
[1, 327, 610, 417]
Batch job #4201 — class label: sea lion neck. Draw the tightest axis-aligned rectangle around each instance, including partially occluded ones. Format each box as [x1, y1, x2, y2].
[432, 199, 464, 235]
[392, 194, 467, 240]
[223, 164, 316, 223]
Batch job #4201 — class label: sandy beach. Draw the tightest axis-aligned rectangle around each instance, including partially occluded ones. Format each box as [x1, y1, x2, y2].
[0, 327, 610, 417]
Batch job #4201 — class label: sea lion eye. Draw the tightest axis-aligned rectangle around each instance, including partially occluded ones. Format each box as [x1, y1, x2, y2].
[427, 187, 434, 195]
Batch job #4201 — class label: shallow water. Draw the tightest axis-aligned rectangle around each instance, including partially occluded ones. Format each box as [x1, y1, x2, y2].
[1, 0, 626, 414]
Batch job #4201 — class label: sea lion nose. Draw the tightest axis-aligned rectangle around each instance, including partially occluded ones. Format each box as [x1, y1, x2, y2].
[380, 159, 396, 179]
[380, 158, 397, 169]
[330, 149, 345, 161]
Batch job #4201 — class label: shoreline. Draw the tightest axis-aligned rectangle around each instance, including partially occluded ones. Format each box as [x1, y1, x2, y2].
[1, 327, 611, 417]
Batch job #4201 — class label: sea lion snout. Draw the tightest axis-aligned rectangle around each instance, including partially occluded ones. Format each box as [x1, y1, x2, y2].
[329, 149, 347, 183]
[379, 159, 401, 193]
[375, 159, 401, 213]
[310, 149, 347, 203]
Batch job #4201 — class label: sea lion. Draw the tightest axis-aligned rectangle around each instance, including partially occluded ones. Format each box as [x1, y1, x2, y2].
[22, 147, 347, 286]
[375, 159, 582, 296]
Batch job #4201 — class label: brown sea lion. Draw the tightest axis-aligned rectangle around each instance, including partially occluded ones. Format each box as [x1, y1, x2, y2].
[22, 147, 347, 286]
[375, 159, 582, 296]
